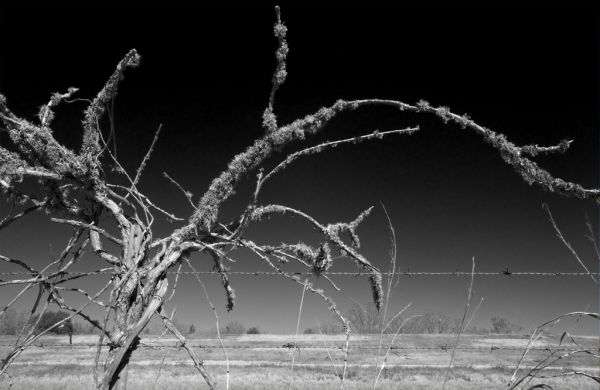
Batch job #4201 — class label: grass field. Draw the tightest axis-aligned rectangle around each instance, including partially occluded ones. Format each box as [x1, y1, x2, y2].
[1, 333, 598, 389]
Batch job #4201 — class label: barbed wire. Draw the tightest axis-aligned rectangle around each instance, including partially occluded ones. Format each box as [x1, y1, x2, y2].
[1, 270, 598, 277]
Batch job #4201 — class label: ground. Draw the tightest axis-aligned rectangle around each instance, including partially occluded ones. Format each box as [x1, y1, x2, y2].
[0, 333, 598, 389]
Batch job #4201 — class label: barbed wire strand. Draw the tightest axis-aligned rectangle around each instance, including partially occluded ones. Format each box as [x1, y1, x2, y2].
[0, 271, 598, 277]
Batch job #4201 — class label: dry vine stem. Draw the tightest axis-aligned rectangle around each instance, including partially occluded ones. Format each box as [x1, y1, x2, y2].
[505, 214, 600, 389]
[508, 312, 600, 389]
[0, 6, 599, 390]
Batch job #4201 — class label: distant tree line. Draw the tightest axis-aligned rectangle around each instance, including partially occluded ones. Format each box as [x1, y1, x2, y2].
[221, 320, 261, 335]
[142, 319, 261, 336]
[303, 303, 522, 335]
[1, 306, 522, 336]
[0, 308, 95, 336]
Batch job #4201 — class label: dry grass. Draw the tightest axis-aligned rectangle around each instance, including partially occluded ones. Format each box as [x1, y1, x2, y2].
[1, 333, 598, 389]
[3, 364, 598, 390]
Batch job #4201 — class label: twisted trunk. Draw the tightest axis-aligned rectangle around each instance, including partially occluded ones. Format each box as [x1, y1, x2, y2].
[97, 224, 170, 390]
[99, 277, 168, 390]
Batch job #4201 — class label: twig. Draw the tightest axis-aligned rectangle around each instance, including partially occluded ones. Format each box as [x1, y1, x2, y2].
[508, 311, 600, 389]
[0, 277, 113, 376]
[163, 172, 197, 210]
[160, 313, 215, 390]
[257, 128, 419, 198]
[339, 320, 351, 390]
[131, 123, 162, 189]
[373, 312, 419, 388]
[317, 321, 339, 378]
[374, 202, 398, 387]
[184, 257, 230, 390]
[583, 215, 600, 261]
[50, 218, 123, 245]
[0, 203, 44, 231]
[543, 203, 598, 284]
[289, 279, 308, 390]
[151, 350, 168, 390]
[463, 297, 484, 331]
[442, 257, 476, 390]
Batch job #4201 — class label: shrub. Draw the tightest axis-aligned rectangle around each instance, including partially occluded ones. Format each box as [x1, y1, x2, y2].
[30, 311, 73, 335]
[0, 308, 27, 335]
[316, 321, 344, 335]
[224, 320, 246, 335]
[246, 326, 260, 334]
[491, 316, 523, 334]
[346, 303, 380, 334]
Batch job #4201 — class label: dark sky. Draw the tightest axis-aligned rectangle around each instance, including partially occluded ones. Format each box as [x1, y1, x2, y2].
[0, 1, 598, 335]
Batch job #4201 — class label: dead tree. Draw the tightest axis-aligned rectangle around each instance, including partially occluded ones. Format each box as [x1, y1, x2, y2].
[0, 6, 598, 390]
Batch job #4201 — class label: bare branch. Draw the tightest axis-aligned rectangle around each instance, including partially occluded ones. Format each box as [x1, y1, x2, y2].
[183, 257, 230, 390]
[374, 202, 399, 386]
[159, 312, 215, 389]
[520, 139, 573, 157]
[0, 202, 44, 231]
[193, 98, 599, 231]
[163, 171, 197, 210]
[373, 311, 419, 389]
[0, 7, 598, 390]
[442, 257, 476, 390]
[131, 123, 162, 190]
[89, 232, 121, 266]
[288, 279, 308, 390]
[262, 5, 289, 133]
[39, 87, 79, 127]
[51, 218, 123, 245]
[0, 277, 113, 377]
[81, 49, 141, 164]
[0, 254, 38, 275]
[257, 127, 419, 197]
[543, 203, 598, 284]
[509, 311, 600, 389]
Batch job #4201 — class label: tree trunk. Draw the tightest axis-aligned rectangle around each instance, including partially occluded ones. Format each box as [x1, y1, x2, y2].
[105, 341, 137, 390]
[99, 277, 168, 390]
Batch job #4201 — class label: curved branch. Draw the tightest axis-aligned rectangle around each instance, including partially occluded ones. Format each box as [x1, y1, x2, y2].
[0, 203, 45, 231]
[192, 98, 599, 231]
[257, 127, 419, 198]
[51, 218, 123, 246]
[0, 254, 38, 275]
